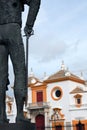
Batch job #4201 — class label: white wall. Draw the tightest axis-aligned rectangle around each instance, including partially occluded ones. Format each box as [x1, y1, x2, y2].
[46, 79, 87, 122]
[27, 87, 32, 103]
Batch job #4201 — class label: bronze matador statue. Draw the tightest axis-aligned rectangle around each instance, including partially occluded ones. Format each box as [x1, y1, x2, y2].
[0, 0, 41, 123]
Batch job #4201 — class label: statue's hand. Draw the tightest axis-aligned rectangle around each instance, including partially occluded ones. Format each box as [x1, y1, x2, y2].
[24, 25, 34, 37]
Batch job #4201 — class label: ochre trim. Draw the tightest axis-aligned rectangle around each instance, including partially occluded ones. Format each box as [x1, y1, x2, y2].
[72, 120, 87, 130]
[74, 94, 82, 98]
[29, 82, 47, 88]
[45, 77, 85, 84]
[31, 85, 47, 103]
[52, 121, 64, 130]
[52, 108, 65, 119]
[74, 94, 82, 108]
[51, 86, 63, 101]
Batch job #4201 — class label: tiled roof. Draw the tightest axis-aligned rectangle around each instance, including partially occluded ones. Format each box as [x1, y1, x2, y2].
[70, 87, 84, 94]
[44, 68, 85, 84]
[46, 69, 81, 80]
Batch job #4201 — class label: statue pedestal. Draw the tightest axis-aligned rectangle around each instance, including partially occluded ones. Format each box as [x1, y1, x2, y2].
[0, 122, 35, 130]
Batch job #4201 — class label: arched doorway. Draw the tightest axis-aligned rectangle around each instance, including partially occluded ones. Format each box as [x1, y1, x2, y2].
[56, 125, 62, 130]
[35, 114, 45, 130]
[76, 121, 85, 130]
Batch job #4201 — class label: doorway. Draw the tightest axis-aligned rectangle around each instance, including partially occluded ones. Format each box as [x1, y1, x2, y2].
[35, 114, 45, 130]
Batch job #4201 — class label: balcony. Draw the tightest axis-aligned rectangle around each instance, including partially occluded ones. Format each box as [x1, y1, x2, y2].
[27, 102, 50, 110]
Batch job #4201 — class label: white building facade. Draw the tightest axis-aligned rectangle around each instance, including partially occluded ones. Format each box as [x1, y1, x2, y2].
[7, 63, 87, 130]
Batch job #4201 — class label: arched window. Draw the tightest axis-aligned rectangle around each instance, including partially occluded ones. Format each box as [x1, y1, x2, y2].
[74, 94, 82, 107]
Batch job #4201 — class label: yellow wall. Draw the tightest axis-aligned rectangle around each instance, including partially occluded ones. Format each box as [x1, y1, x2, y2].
[52, 121, 64, 130]
[72, 120, 87, 130]
[31, 85, 47, 103]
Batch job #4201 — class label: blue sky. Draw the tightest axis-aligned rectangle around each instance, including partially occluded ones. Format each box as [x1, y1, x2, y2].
[23, 0, 87, 78]
[8, 0, 87, 95]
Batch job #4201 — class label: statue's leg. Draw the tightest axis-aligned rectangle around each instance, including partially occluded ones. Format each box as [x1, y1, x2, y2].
[0, 44, 8, 123]
[8, 24, 27, 122]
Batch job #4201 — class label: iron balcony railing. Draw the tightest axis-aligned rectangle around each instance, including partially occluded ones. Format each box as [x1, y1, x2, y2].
[27, 102, 50, 110]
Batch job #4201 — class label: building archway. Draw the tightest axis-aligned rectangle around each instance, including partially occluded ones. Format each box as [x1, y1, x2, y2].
[35, 114, 45, 130]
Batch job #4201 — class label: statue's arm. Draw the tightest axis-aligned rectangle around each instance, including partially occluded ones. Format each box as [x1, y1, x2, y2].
[24, 0, 41, 36]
